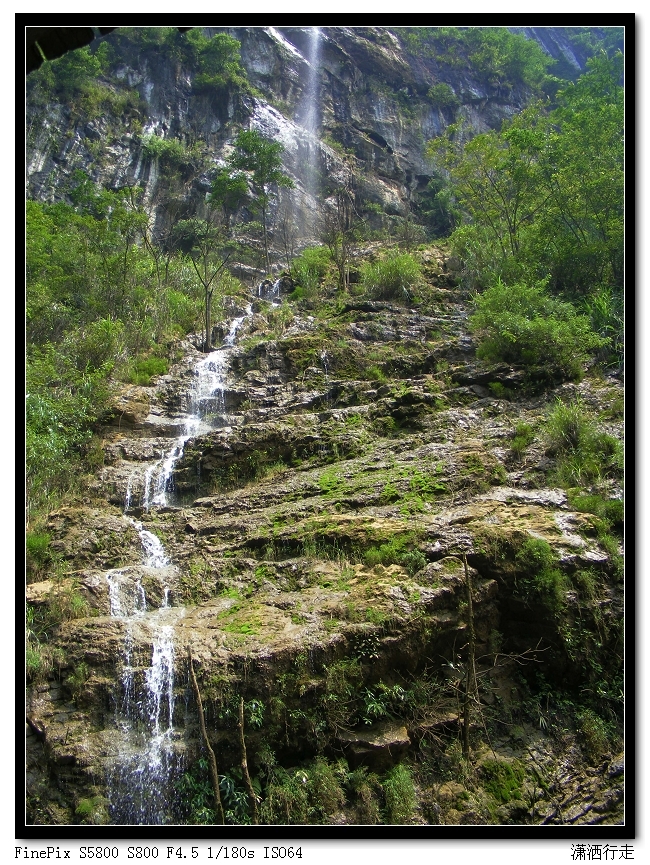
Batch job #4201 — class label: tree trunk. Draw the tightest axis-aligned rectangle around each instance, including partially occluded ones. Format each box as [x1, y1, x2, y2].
[261, 200, 270, 274]
[187, 646, 224, 824]
[204, 287, 212, 352]
[238, 698, 259, 824]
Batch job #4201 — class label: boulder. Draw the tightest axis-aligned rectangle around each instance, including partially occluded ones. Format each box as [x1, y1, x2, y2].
[337, 720, 411, 770]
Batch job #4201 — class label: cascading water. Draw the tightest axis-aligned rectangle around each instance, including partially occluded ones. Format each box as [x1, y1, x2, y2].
[131, 306, 253, 511]
[257, 278, 282, 304]
[106, 520, 182, 824]
[301, 27, 322, 232]
[107, 307, 252, 823]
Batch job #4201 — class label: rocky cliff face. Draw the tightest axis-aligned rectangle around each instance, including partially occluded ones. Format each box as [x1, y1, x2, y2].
[26, 26, 567, 252]
[26, 250, 624, 826]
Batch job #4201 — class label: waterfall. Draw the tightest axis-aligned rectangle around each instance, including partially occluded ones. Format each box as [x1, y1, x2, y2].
[106, 503, 180, 823]
[107, 609, 184, 825]
[136, 305, 253, 510]
[302, 27, 322, 231]
[107, 527, 182, 824]
[303, 27, 322, 140]
[127, 517, 170, 569]
[106, 307, 253, 823]
[257, 278, 282, 304]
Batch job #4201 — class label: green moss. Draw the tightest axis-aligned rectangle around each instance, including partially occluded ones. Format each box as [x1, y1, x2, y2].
[75, 795, 109, 824]
[481, 759, 525, 803]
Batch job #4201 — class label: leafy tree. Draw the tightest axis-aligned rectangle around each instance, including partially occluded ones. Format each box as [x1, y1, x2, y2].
[431, 106, 549, 284]
[49, 44, 109, 95]
[172, 216, 232, 351]
[190, 31, 248, 92]
[319, 181, 359, 291]
[397, 27, 550, 90]
[414, 175, 457, 238]
[427, 83, 459, 110]
[429, 51, 623, 322]
[533, 52, 624, 296]
[209, 167, 249, 229]
[228, 129, 294, 273]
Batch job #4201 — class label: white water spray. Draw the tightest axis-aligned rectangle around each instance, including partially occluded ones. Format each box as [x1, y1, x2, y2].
[301, 27, 322, 229]
[134, 306, 253, 510]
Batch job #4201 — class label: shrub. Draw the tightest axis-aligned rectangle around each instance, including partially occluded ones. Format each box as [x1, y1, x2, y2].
[260, 767, 310, 824]
[26, 644, 50, 682]
[127, 355, 169, 386]
[26, 531, 51, 578]
[292, 246, 332, 296]
[141, 134, 191, 165]
[361, 252, 421, 301]
[382, 764, 416, 823]
[569, 493, 624, 531]
[515, 538, 568, 611]
[577, 708, 611, 761]
[545, 399, 623, 486]
[427, 82, 460, 109]
[510, 422, 535, 457]
[401, 549, 427, 576]
[306, 759, 346, 819]
[470, 277, 608, 378]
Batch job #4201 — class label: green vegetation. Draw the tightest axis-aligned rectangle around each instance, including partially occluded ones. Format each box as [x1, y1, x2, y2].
[427, 83, 460, 110]
[398, 27, 551, 89]
[545, 398, 623, 486]
[26, 26, 624, 828]
[186, 31, 249, 94]
[227, 129, 294, 273]
[430, 54, 623, 366]
[515, 537, 568, 611]
[141, 135, 201, 176]
[75, 795, 109, 825]
[481, 759, 525, 803]
[510, 422, 535, 458]
[361, 251, 421, 302]
[576, 708, 613, 761]
[469, 278, 606, 380]
[126, 355, 170, 386]
[382, 764, 417, 823]
[291, 246, 333, 296]
[26, 184, 206, 517]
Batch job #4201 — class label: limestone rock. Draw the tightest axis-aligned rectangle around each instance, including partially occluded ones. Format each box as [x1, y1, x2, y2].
[338, 720, 411, 770]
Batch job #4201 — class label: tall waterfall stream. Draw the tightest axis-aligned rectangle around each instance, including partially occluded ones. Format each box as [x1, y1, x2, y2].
[106, 306, 252, 824]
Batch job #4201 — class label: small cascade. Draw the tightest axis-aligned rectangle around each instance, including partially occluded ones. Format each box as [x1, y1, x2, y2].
[107, 514, 181, 823]
[320, 349, 330, 379]
[134, 305, 253, 510]
[107, 611, 183, 825]
[257, 278, 282, 304]
[106, 306, 254, 822]
[127, 517, 170, 569]
[106, 570, 147, 619]
[124, 472, 135, 512]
